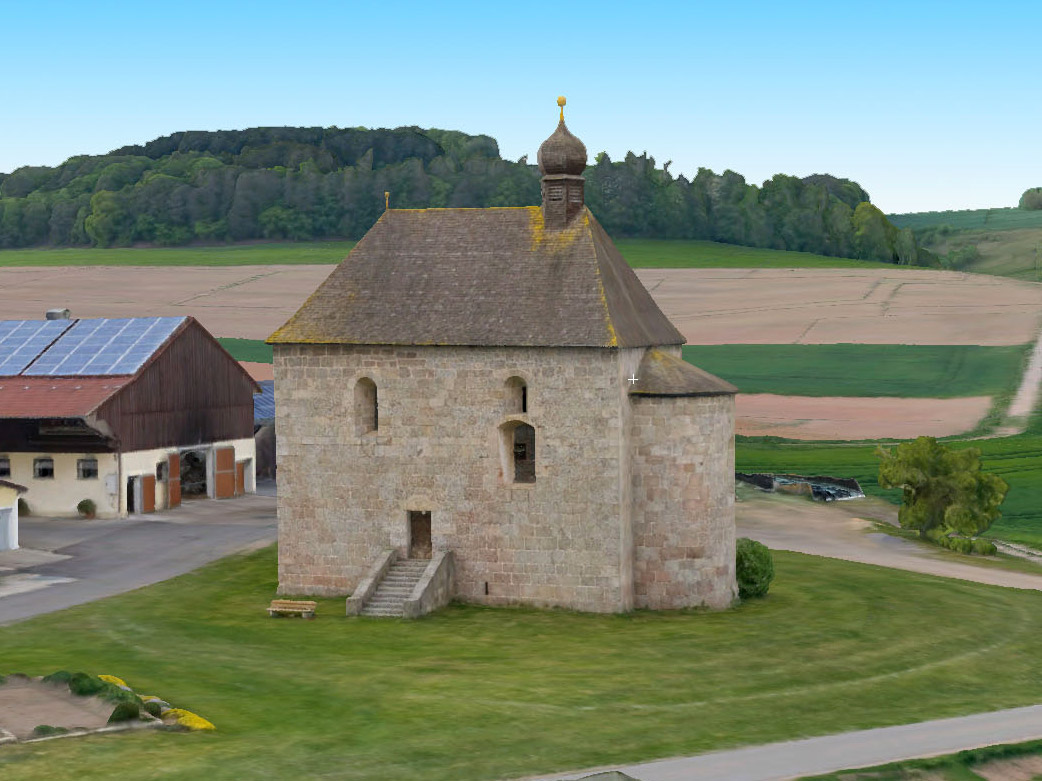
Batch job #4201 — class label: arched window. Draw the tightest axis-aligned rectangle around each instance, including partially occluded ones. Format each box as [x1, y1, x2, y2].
[505, 376, 527, 414]
[512, 424, 535, 483]
[354, 377, 378, 435]
[499, 421, 535, 484]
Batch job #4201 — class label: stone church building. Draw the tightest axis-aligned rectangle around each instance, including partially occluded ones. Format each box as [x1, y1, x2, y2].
[269, 100, 738, 613]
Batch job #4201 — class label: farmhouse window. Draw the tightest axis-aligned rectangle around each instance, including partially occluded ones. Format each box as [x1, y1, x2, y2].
[34, 457, 54, 479]
[156, 461, 168, 481]
[77, 458, 99, 480]
[0, 456, 9, 478]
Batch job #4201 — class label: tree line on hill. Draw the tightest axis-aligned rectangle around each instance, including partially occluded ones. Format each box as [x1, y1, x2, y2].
[0, 126, 930, 264]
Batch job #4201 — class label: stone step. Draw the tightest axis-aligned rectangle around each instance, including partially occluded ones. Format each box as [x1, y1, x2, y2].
[361, 608, 403, 617]
[383, 574, 423, 581]
[374, 588, 413, 597]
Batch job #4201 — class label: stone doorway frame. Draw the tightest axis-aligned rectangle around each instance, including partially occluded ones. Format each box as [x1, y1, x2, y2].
[408, 510, 432, 559]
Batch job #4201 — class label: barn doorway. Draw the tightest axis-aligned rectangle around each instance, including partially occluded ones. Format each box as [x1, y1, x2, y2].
[180, 449, 208, 499]
[408, 511, 432, 559]
[126, 476, 142, 514]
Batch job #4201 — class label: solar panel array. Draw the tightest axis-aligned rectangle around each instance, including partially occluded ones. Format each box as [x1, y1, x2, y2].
[0, 317, 186, 377]
[0, 319, 75, 376]
[254, 380, 275, 423]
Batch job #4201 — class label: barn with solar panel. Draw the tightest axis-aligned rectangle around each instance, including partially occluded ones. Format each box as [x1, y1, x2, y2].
[0, 313, 259, 518]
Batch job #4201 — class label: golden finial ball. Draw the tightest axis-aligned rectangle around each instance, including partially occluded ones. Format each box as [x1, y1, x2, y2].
[557, 96, 566, 107]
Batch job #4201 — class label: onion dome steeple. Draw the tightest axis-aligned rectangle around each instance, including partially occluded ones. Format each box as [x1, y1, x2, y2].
[538, 97, 587, 229]
[538, 96, 588, 176]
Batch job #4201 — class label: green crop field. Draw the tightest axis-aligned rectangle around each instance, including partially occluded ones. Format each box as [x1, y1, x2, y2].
[5, 546, 1042, 781]
[683, 344, 1029, 398]
[216, 338, 273, 364]
[888, 207, 1042, 233]
[0, 238, 899, 270]
[0, 241, 356, 267]
[614, 239, 896, 269]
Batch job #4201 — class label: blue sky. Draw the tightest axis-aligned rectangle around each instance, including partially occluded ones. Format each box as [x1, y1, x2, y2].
[2, 0, 1040, 213]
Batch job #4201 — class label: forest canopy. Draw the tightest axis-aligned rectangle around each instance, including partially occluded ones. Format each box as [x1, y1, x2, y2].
[0, 125, 928, 265]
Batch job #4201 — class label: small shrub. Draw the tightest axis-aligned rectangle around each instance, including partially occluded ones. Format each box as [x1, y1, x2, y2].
[17, 498, 29, 516]
[948, 537, 974, 554]
[736, 537, 774, 599]
[76, 498, 97, 517]
[32, 724, 69, 737]
[143, 700, 163, 718]
[108, 700, 141, 723]
[972, 538, 998, 556]
[42, 670, 73, 686]
[924, 527, 948, 544]
[68, 672, 106, 697]
[164, 708, 215, 731]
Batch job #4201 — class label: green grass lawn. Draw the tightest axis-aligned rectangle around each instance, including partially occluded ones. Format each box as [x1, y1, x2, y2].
[684, 344, 1029, 398]
[0, 238, 898, 270]
[216, 337, 273, 364]
[4, 546, 1042, 780]
[0, 241, 355, 267]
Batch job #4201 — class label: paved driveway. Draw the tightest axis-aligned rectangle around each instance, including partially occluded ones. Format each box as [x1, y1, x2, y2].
[0, 491, 276, 625]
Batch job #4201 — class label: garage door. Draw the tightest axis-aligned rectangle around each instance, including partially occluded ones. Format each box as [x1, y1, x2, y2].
[214, 446, 235, 499]
[167, 452, 181, 508]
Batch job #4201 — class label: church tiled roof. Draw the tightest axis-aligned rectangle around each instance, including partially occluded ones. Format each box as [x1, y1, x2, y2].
[268, 206, 684, 349]
[629, 349, 737, 397]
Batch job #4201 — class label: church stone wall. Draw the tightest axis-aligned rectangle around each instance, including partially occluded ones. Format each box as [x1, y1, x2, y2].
[273, 343, 631, 612]
[630, 394, 737, 610]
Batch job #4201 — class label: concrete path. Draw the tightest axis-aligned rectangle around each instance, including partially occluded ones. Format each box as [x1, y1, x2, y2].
[0, 492, 276, 625]
[736, 491, 1042, 592]
[536, 704, 1042, 780]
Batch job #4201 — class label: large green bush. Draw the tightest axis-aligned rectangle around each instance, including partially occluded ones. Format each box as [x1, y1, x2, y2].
[1020, 187, 1042, 210]
[736, 538, 774, 599]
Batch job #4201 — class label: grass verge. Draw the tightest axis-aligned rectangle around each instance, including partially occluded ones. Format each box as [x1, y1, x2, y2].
[800, 738, 1042, 780]
[683, 344, 1030, 398]
[3, 547, 1042, 780]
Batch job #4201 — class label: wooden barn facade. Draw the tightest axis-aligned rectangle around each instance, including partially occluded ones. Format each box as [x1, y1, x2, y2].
[0, 315, 259, 518]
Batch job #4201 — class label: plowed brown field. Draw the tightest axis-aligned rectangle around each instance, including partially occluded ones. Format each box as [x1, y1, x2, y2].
[3, 264, 1039, 440]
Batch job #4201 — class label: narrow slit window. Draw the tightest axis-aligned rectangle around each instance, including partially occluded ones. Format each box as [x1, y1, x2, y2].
[505, 376, 527, 415]
[0, 456, 9, 478]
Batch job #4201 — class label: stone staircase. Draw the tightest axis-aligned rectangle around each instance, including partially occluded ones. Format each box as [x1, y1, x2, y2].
[359, 558, 429, 617]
